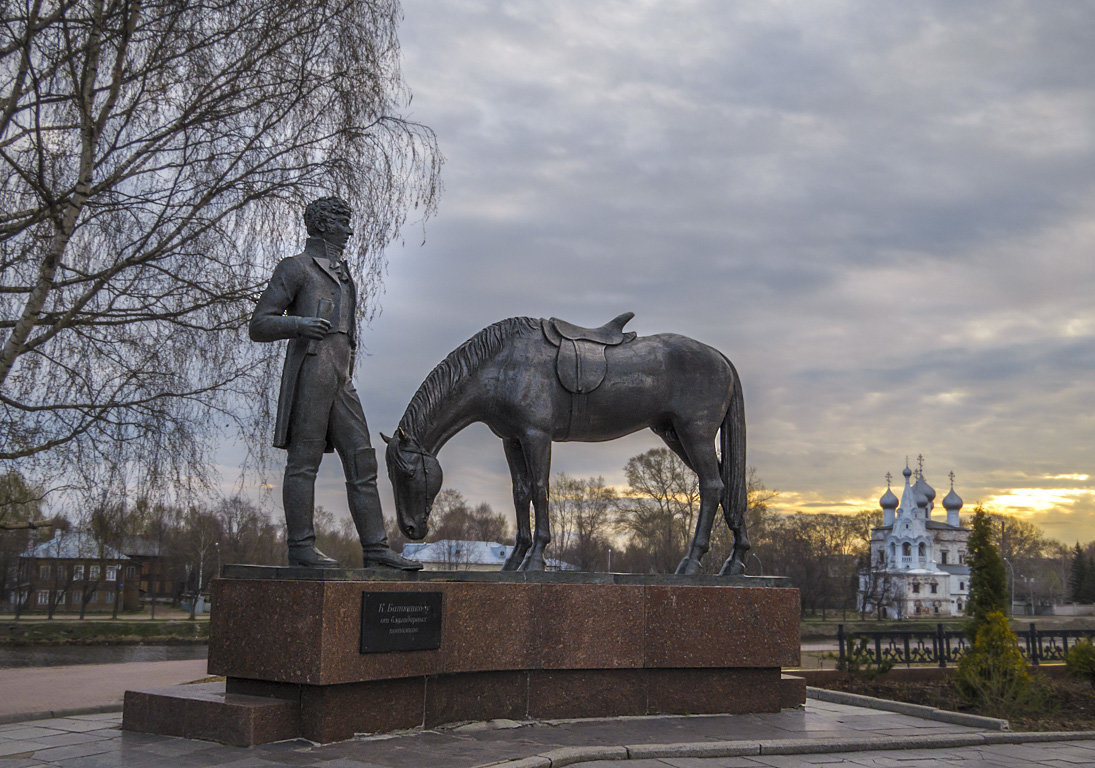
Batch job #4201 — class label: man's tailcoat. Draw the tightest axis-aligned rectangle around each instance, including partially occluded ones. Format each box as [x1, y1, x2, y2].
[249, 236, 357, 450]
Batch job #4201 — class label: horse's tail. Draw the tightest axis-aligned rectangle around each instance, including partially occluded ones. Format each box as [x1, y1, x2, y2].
[720, 358, 749, 556]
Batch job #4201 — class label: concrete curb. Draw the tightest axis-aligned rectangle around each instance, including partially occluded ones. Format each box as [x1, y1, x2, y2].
[805, 685, 1012, 730]
[476, 731, 1095, 767]
[0, 704, 122, 725]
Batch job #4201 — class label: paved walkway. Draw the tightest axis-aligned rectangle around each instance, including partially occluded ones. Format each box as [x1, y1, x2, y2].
[0, 660, 208, 720]
[0, 699, 1093, 767]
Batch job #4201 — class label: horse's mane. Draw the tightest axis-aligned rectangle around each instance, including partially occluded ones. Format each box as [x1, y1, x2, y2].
[398, 317, 542, 441]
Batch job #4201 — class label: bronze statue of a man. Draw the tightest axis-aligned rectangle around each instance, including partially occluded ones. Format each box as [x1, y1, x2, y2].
[250, 197, 421, 570]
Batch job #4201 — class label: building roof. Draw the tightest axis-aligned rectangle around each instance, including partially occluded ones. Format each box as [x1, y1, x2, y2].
[21, 530, 128, 560]
[120, 536, 166, 557]
[925, 520, 966, 531]
[402, 539, 577, 571]
[939, 564, 971, 576]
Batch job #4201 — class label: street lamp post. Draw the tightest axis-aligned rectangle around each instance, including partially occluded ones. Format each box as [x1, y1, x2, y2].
[1003, 557, 1015, 617]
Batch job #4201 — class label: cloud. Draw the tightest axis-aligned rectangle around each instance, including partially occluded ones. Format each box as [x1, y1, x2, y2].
[258, 1, 1095, 547]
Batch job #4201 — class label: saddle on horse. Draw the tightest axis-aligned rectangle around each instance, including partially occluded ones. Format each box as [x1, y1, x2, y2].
[542, 311, 637, 395]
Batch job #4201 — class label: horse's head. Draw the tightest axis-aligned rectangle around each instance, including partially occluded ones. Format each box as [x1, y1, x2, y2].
[381, 430, 443, 540]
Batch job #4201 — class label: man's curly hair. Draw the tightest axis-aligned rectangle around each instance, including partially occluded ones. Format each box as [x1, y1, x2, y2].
[304, 196, 352, 235]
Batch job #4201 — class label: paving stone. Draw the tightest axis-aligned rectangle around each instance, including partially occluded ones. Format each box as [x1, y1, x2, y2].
[31, 719, 111, 734]
[0, 728, 66, 742]
[23, 731, 112, 749]
[659, 757, 769, 768]
[19, 740, 116, 761]
[570, 761, 669, 768]
[0, 741, 45, 758]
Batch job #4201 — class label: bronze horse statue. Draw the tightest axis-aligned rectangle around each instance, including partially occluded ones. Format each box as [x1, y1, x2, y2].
[382, 313, 749, 575]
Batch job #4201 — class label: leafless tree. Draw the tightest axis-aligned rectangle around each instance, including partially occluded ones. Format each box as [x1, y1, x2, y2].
[214, 494, 278, 565]
[0, 470, 44, 600]
[425, 489, 509, 544]
[548, 473, 615, 571]
[858, 555, 898, 619]
[174, 506, 221, 617]
[0, 0, 441, 501]
[617, 448, 700, 573]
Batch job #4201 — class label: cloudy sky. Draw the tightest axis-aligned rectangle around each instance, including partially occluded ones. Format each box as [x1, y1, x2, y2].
[293, 1, 1094, 543]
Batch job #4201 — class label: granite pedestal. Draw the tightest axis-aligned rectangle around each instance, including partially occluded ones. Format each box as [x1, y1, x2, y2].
[123, 567, 802, 745]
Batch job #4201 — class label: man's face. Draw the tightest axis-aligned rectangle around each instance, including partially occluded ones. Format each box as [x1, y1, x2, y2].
[319, 211, 353, 249]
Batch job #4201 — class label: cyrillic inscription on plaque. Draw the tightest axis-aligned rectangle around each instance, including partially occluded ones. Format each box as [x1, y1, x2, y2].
[360, 591, 443, 653]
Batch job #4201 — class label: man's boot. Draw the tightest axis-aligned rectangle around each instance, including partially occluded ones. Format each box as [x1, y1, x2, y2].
[285, 438, 340, 569]
[346, 447, 422, 570]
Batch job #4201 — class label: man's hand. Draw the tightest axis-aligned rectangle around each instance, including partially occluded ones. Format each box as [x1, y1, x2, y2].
[297, 317, 331, 340]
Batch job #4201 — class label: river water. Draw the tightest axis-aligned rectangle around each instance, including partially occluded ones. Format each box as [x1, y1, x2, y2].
[0, 643, 209, 668]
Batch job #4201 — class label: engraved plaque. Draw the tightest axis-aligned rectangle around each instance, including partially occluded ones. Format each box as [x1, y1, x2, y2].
[360, 591, 443, 653]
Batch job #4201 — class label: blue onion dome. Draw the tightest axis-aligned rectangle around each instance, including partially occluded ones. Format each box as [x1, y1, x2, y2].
[914, 488, 929, 509]
[943, 486, 963, 512]
[914, 474, 936, 503]
[880, 487, 898, 510]
[902, 465, 913, 481]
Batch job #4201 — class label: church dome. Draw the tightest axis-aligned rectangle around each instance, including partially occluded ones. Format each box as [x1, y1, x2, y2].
[880, 487, 898, 510]
[914, 474, 936, 503]
[943, 486, 963, 511]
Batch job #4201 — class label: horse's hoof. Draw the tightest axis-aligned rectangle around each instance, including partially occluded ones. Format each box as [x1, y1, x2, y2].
[675, 557, 701, 576]
[519, 553, 546, 571]
[718, 558, 745, 576]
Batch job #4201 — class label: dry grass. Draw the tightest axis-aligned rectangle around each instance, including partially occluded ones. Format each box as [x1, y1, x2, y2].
[816, 674, 1095, 731]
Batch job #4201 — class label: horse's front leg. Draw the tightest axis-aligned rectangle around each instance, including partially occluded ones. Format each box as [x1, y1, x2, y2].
[517, 432, 552, 571]
[675, 427, 723, 576]
[502, 439, 531, 571]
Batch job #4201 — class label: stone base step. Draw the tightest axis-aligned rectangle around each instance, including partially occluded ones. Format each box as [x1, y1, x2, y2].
[123, 682, 299, 747]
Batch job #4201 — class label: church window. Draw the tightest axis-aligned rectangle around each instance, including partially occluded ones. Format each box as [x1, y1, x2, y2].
[902, 542, 911, 557]
[918, 542, 926, 560]
[959, 581, 964, 591]
[930, 583, 938, 594]
[912, 583, 920, 594]
[958, 552, 965, 564]
[941, 551, 949, 564]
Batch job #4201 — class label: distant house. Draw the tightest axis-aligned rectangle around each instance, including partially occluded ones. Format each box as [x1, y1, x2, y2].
[12, 530, 139, 614]
[402, 540, 577, 572]
[121, 537, 182, 604]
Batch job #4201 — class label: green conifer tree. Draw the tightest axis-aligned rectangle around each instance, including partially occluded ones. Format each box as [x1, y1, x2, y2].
[1082, 552, 1095, 604]
[966, 505, 1009, 631]
[1070, 543, 1089, 603]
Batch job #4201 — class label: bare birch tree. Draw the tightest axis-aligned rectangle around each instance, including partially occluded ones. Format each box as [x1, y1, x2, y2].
[0, 0, 441, 498]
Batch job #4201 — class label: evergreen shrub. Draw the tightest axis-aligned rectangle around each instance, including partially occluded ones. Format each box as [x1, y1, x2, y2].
[955, 611, 1031, 712]
[836, 636, 894, 680]
[1066, 640, 1095, 687]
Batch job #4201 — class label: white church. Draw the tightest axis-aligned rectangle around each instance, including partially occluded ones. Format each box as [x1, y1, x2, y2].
[858, 458, 970, 618]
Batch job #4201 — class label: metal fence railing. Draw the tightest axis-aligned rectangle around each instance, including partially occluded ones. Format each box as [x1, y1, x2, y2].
[837, 623, 1095, 668]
